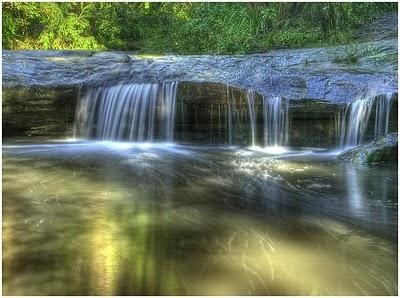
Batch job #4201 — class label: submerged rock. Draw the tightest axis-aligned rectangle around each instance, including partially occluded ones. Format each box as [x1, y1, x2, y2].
[337, 133, 398, 164]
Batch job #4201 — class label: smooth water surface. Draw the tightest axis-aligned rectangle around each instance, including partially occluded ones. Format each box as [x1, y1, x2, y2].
[3, 141, 398, 295]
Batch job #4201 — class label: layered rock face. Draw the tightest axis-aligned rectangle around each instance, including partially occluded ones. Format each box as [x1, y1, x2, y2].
[3, 87, 77, 138]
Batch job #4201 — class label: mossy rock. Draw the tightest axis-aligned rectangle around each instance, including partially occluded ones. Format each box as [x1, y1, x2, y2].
[337, 133, 398, 164]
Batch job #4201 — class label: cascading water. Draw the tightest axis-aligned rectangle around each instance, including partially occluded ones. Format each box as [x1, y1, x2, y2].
[263, 96, 289, 147]
[202, 85, 259, 146]
[246, 90, 257, 147]
[339, 97, 375, 147]
[374, 93, 395, 140]
[73, 81, 395, 150]
[338, 93, 394, 148]
[220, 87, 289, 147]
[74, 82, 178, 142]
[226, 85, 234, 144]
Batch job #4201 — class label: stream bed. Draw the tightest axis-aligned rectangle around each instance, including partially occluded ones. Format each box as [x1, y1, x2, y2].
[2, 140, 397, 295]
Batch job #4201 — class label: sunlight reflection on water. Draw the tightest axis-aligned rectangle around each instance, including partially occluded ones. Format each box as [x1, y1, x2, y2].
[2, 141, 398, 295]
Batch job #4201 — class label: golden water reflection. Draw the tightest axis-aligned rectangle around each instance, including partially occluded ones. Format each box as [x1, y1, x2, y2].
[2, 142, 398, 295]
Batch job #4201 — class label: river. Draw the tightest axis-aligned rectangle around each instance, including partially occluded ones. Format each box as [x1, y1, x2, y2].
[3, 140, 397, 295]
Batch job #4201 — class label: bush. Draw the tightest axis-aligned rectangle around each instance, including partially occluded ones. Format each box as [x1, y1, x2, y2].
[2, 2, 397, 54]
[332, 43, 380, 64]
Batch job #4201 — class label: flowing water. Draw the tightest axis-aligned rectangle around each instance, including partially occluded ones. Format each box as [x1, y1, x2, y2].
[246, 90, 257, 147]
[75, 82, 291, 148]
[338, 93, 395, 148]
[3, 82, 397, 295]
[2, 140, 397, 295]
[375, 93, 395, 139]
[74, 82, 394, 149]
[75, 82, 178, 142]
[263, 96, 289, 147]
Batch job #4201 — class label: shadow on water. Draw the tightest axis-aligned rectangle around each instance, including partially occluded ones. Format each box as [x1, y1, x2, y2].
[2, 141, 398, 295]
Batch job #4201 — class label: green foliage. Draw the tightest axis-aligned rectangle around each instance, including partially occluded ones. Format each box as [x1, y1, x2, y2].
[332, 45, 361, 64]
[3, 3, 103, 50]
[332, 43, 380, 64]
[2, 2, 397, 54]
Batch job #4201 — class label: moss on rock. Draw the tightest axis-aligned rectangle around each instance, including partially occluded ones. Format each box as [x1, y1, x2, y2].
[337, 133, 398, 164]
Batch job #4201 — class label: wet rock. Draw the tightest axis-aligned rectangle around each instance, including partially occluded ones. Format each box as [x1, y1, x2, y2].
[2, 39, 397, 103]
[177, 82, 263, 105]
[2, 13, 398, 141]
[356, 13, 398, 42]
[2, 86, 77, 138]
[337, 133, 398, 164]
[91, 51, 131, 62]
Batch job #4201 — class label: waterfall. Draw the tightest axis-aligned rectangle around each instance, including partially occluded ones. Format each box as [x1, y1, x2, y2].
[224, 85, 253, 146]
[73, 82, 396, 149]
[338, 93, 394, 148]
[263, 96, 289, 147]
[74, 82, 178, 142]
[246, 90, 257, 147]
[340, 97, 375, 147]
[374, 94, 394, 140]
[226, 85, 233, 144]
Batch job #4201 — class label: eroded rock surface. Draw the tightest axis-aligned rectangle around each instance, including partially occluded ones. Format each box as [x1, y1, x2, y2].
[3, 38, 397, 103]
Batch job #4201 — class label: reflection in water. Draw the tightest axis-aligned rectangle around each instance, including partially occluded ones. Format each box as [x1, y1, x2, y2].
[345, 166, 364, 214]
[2, 141, 398, 295]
